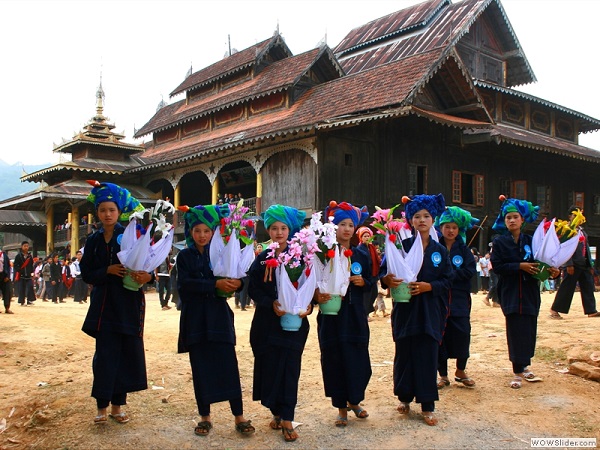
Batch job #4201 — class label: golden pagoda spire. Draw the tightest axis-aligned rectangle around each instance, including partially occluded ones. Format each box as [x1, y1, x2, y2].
[95, 72, 105, 117]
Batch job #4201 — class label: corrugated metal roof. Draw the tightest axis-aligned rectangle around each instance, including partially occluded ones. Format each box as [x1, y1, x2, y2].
[335, 0, 535, 87]
[0, 210, 47, 226]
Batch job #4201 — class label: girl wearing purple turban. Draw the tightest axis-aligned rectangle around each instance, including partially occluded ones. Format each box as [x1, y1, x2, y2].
[314, 201, 373, 427]
[247, 204, 310, 442]
[380, 194, 453, 426]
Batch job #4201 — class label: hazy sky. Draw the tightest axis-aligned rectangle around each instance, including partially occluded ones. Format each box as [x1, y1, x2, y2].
[1, 0, 599, 167]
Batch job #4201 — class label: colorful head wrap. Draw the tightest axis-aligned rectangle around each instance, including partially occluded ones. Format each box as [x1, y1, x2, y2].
[491, 195, 539, 233]
[262, 204, 306, 236]
[86, 180, 145, 221]
[179, 204, 230, 248]
[435, 206, 480, 243]
[324, 201, 369, 227]
[402, 193, 446, 221]
[357, 226, 373, 239]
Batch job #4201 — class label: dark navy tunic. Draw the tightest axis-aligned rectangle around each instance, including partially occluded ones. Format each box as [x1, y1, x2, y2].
[247, 248, 310, 421]
[177, 243, 242, 406]
[380, 236, 453, 406]
[439, 237, 476, 360]
[80, 223, 147, 400]
[490, 233, 540, 368]
[317, 245, 373, 408]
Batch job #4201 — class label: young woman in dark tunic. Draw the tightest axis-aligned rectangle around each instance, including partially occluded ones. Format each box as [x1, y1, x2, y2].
[314, 201, 373, 427]
[176, 204, 254, 437]
[489, 196, 559, 389]
[80, 181, 152, 425]
[247, 204, 310, 443]
[434, 206, 479, 389]
[380, 194, 452, 426]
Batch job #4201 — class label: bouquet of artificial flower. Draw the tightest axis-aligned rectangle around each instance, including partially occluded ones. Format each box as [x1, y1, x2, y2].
[209, 200, 256, 279]
[307, 212, 352, 298]
[117, 198, 175, 290]
[371, 204, 407, 249]
[532, 211, 584, 278]
[267, 227, 319, 316]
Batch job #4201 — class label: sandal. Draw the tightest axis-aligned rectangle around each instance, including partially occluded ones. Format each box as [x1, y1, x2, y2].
[269, 416, 282, 430]
[194, 420, 212, 436]
[422, 412, 438, 426]
[397, 402, 410, 415]
[549, 312, 563, 320]
[510, 376, 522, 389]
[108, 412, 130, 424]
[282, 425, 298, 442]
[522, 370, 543, 382]
[94, 413, 107, 424]
[348, 406, 369, 419]
[588, 312, 600, 317]
[437, 377, 450, 389]
[335, 415, 348, 427]
[235, 420, 255, 435]
[454, 376, 476, 387]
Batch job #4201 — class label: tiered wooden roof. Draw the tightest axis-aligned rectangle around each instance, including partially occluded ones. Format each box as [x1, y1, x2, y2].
[130, 0, 600, 173]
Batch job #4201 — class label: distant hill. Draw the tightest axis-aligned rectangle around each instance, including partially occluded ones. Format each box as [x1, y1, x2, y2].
[0, 160, 49, 201]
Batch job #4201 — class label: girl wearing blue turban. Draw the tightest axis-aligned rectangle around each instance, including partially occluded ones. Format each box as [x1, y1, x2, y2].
[315, 201, 374, 427]
[247, 204, 311, 442]
[176, 204, 254, 437]
[380, 194, 453, 426]
[435, 207, 479, 389]
[490, 195, 559, 389]
[80, 180, 155, 425]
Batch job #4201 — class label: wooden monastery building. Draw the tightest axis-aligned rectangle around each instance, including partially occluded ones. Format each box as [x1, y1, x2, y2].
[2, 0, 600, 256]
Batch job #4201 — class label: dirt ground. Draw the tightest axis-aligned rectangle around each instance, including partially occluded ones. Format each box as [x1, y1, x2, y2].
[1, 290, 599, 450]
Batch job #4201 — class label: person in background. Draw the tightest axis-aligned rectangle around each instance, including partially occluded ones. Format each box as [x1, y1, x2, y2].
[356, 226, 380, 321]
[80, 181, 153, 425]
[435, 206, 479, 389]
[0, 248, 13, 314]
[71, 251, 88, 304]
[479, 252, 490, 293]
[490, 196, 560, 389]
[48, 254, 61, 303]
[13, 241, 36, 306]
[155, 256, 172, 311]
[549, 206, 599, 319]
[58, 257, 71, 303]
[170, 255, 180, 310]
[39, 256, 52, 301]
[176, 204, 254, 437]
[381, 194, 452, 426]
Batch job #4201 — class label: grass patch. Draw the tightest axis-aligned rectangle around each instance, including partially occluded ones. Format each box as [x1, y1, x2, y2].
[535, 345, 567, 363]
